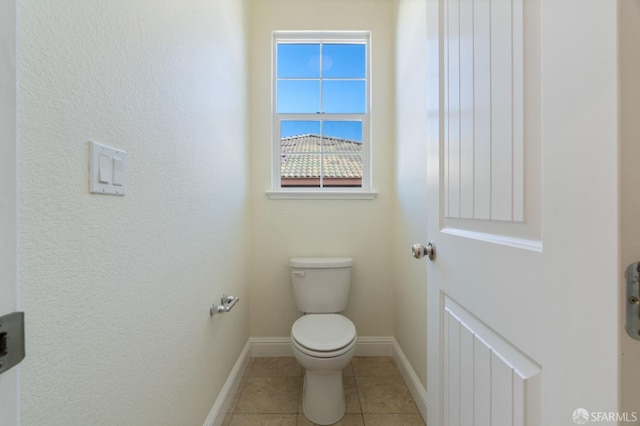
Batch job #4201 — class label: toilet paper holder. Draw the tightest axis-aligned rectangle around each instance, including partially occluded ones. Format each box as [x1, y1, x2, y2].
[210, 294, 239, 316]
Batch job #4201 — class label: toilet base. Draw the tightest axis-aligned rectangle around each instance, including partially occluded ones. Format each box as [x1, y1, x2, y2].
[301, 369, 345, 425]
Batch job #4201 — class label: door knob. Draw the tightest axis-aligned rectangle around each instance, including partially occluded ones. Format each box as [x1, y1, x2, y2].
[412, 242, 436, 261]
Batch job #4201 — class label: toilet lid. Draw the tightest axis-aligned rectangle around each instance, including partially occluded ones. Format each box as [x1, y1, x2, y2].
[292, 314, 356, 352]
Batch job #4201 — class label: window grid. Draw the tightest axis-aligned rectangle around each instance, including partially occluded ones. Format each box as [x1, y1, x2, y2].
[276, 42, 367, 115]
[272, 32, 371, 193]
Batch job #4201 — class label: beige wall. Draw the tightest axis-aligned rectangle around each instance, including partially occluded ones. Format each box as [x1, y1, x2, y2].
[248, 0, 397, 338]
[15, 1, 636, 421]
[17, 1, 433, 423]
[393, 0, 428, 388]
[18, 1, 250, 424]
[619, 0, 640, 414]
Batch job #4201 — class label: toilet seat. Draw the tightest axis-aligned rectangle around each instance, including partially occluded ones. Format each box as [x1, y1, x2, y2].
[292, 333, 357, 359]
[291, 314, 356, 358]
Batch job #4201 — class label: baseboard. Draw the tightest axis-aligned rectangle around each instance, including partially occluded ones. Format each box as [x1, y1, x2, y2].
[202, 340, 252, 426]
[392, 338, 428, 421]
[249, 336, 395, 357]
[249, 337, 293, 357]
[204, 336, 428, 426]
[354, 336, 394, 356]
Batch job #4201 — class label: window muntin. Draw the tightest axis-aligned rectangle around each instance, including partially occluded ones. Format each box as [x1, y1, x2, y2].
[273, 32, 370, 192]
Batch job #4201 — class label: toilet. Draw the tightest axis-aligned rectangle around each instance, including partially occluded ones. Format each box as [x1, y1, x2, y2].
[290, 257, 357, 426]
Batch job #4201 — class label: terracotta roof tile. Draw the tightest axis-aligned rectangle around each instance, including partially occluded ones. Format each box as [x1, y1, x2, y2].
[280, 134, 362, 179]
[281, 134, 363, 153]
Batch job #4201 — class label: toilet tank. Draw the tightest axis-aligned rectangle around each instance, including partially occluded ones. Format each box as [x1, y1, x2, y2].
[290, 257, 353, 313]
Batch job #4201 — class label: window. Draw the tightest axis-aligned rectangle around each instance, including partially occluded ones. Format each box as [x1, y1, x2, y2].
[270, 31, 373, 199]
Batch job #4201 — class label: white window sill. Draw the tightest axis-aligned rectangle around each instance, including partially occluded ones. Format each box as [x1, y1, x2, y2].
[266, 190, 378, 200]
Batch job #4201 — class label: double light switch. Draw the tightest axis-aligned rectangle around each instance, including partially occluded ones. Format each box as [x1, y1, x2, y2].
[90, 141, 127, 195]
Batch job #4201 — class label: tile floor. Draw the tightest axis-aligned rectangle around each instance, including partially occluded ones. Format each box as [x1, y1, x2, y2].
[222, 356, 426, 426]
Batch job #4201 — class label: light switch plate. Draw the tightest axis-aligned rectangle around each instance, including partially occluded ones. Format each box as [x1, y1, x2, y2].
[89, 141, 127, 195]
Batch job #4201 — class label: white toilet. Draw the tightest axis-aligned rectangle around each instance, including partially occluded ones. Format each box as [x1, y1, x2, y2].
[290, 256, 357, 426]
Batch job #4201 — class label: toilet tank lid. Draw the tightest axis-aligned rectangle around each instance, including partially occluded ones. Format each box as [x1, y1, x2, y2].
[290, 257, 353, 268]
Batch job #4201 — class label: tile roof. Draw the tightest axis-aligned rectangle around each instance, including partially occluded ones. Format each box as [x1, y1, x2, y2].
[281, 134, 363, 179]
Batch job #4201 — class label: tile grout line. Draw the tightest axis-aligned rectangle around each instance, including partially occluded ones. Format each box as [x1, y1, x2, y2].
[225, 357, 424, 425]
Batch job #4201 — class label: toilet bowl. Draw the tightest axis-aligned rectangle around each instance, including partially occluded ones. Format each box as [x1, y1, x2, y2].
[291, 314, 357, 425]
[289, 257, 356, 425]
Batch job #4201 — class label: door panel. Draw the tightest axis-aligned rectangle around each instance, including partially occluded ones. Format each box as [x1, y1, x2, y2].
[426, 0, 619, 425]
[444, 297, 541, 426]
[444, 0, 525, 224]
[442, 0, 539, 248]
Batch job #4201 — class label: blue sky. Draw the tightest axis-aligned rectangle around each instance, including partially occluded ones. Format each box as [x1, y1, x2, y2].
[277, 43, 365, 142]
[281, 120, 363, 142]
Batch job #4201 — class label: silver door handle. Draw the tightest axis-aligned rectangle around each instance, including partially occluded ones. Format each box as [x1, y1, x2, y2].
[412, 242, 436, 261]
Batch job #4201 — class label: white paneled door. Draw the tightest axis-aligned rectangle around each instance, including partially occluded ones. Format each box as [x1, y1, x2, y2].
[425, 0, 619, 425]
[0, 0, 18, 425]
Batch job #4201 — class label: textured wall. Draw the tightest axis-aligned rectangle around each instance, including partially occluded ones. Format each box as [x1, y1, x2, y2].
[247, 0, 397, 338]
[0, 1, 18, 424]
[18, 1, 249, 425]
[393, 0, 428, 388]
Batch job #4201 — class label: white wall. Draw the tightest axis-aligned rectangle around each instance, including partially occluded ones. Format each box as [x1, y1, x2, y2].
[0, 1, 18, 424]
[248, 0, 397, 338]
[17, 1, 250, 424]
[619, 0, 640, 414]
[393, 0, 428, 388]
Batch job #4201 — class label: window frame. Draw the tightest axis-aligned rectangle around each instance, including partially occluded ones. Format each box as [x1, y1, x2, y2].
[268, 31, 376, 200]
